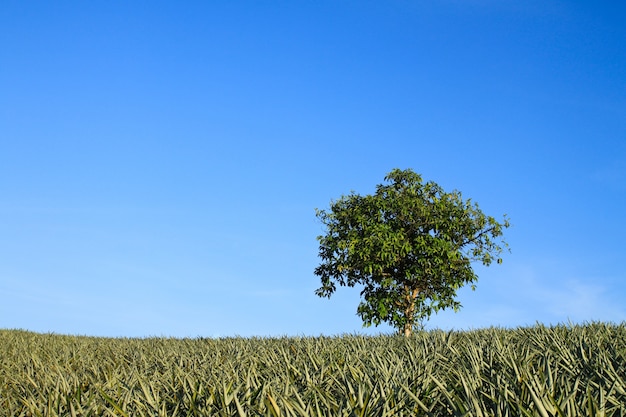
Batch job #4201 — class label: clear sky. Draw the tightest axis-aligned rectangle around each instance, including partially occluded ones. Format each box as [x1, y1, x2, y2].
[1, 1, 625, 338]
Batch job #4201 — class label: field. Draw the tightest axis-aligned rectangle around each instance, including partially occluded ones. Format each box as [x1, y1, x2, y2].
[1, 323, 625, 416]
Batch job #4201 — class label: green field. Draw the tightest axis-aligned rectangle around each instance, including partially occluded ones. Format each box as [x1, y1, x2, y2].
[1, 323, 624, 416]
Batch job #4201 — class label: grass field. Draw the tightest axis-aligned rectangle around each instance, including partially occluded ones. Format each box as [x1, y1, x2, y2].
[1, 322, 625, 416]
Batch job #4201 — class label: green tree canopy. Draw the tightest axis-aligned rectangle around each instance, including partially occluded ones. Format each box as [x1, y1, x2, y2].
[314, 169, 510, 336]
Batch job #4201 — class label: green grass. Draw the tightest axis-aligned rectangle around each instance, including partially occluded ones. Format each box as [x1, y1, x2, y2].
[1, 322, 625, 416]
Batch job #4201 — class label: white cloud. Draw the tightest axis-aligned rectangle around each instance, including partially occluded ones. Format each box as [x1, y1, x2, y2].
[528, 276, 624, 323]
[428, 261, 625, 330]
[490, 263, 624, 325]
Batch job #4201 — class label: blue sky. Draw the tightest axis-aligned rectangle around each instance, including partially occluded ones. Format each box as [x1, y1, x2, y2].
[1, 1, 625, 337]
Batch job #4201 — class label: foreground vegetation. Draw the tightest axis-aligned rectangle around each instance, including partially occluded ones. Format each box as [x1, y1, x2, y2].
[1, 323, 624, 416]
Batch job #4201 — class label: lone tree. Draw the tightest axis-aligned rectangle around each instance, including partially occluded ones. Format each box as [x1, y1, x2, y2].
[314, 168, 510, 336]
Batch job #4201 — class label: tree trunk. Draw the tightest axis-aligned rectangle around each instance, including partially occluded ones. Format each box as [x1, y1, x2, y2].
[402, 286, 420, 337]
[403, 322, 412, 337]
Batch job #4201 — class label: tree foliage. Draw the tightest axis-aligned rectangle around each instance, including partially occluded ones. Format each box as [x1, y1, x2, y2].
[314, 168, 510, 336]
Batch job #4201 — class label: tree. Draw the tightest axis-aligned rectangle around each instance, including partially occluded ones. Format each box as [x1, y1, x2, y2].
[314, 168, 510, 337]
